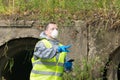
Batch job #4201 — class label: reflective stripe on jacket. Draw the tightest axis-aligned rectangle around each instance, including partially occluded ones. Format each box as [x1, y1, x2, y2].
[30, 39, 67, 80]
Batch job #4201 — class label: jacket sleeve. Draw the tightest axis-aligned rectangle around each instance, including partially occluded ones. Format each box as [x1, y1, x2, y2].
[65, 55, 70, 62]
[33, 41, 58, 59]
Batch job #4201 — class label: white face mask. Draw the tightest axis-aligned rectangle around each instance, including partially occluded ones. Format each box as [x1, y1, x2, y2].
[51, 29, 58, 38]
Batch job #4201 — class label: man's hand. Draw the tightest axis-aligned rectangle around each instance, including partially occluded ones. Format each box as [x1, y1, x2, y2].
[64, 61, 72, 72]
[58, 45, 71, 53]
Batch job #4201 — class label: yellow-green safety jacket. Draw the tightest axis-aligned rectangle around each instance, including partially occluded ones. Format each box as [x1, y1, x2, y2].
[30, 39, 67, 80]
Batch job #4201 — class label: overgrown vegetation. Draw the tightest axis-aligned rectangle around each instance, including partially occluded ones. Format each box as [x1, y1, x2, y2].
[63, 56, 103, 80]
[0, 0, 120, 27]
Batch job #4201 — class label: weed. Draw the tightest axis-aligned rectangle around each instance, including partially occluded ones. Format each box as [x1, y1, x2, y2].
[0, 0, 120, 27]
[63, 57, 103, 80]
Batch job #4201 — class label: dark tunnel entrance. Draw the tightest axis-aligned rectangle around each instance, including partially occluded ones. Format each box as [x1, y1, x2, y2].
[0, 37, 39, 80]
[3, 50, 33, 80]
[103, 46, 120, 80]
[118, 63, 120, 80]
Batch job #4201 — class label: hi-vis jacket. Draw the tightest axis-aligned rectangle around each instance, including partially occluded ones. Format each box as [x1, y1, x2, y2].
[30, 32, 67, 80]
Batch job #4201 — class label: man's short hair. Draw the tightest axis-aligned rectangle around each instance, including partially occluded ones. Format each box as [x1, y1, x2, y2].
[45, 22, 56, 30]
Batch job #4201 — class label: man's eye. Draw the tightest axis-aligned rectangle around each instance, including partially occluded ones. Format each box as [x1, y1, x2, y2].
[52, 28, 56, 30]
[51, 28, 54, 30]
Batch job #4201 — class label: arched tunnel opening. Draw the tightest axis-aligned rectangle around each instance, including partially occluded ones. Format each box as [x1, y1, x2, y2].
[3, 50, 33, 80]
[118, 63, 120, 80]
[0, 37, 39, 80]
[103, 46, 120, 80]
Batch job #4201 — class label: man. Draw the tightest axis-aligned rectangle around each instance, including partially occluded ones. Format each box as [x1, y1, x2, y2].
[30, 22, 73, 80]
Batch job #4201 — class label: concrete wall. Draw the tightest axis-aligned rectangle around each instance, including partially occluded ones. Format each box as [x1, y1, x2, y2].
[60, 20, 120, 79]
[0, 20, 120, 79]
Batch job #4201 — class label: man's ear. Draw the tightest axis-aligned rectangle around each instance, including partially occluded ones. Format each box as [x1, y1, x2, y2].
[45, 30, 48, 35]
[45, 30, 50, 37]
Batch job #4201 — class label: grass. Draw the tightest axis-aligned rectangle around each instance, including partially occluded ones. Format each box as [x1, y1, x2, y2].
[0, 0, 120, 15]
[0, 0, 120, 27]
[63, 57, 103, 80]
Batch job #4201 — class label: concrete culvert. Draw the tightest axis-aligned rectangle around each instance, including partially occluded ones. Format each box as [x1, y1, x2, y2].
[103, 46, 120, 80]
[118, 63, 120, 80]
[0, 37, 39, 80]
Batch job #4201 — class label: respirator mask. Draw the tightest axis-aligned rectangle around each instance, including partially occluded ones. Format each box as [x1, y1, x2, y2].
[51, 29, 58, 38]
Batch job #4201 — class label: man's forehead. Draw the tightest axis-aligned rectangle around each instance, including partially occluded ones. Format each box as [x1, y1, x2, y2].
[48, 24, 58, 28]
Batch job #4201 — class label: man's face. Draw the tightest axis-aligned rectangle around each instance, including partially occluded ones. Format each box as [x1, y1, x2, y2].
[45, 23, 58, 38]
